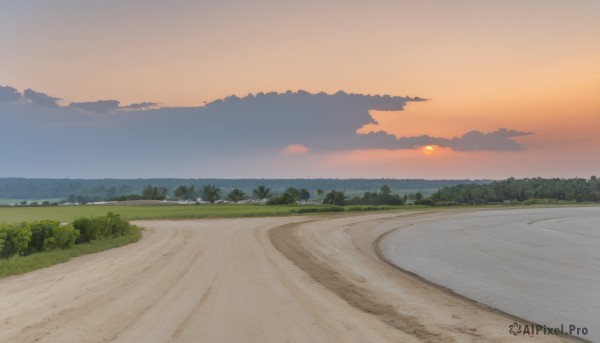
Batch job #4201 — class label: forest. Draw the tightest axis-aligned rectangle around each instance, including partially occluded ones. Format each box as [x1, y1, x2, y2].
[430, 177, 600, 204]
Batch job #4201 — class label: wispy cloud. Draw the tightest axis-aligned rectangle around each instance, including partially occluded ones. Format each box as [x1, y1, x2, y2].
[395, 129, 534, 151]
[284, 144, 310, 155]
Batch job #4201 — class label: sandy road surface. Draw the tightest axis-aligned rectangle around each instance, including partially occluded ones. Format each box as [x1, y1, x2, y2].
[0, 212, 577, 342]
[379, 207, 600, 342]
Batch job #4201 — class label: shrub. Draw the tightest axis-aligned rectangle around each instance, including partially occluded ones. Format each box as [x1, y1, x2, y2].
[1, 223, 32, 257]
[0, 230, 6, 256]
[106, 212, 130, 237]
[51, 224, 80, 249]
[1, 212, 136, 259]
[75, 212, 132, 243]
[28, 220, 60, 254]
[43, 237, 57, 250]
[74, 217, 100, 243]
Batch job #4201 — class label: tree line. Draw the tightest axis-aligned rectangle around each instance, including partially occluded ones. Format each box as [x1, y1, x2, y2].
[1, 178, 486, 202]
[25, 182, 427, 206]
[430, 177, 600, 204]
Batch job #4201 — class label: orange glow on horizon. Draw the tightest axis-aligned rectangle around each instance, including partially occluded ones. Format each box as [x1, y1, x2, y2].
[421, 145, 435, 155]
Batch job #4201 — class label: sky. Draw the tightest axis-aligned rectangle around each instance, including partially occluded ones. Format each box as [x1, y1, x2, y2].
[1, 0, 599, 179]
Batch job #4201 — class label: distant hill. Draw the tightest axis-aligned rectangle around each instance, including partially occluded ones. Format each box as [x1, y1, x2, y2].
[0, 178, 491, 201]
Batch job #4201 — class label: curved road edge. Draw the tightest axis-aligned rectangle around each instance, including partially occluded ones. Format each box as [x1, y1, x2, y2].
[270, 212, 584, 343]
[373, 210, 590, 343]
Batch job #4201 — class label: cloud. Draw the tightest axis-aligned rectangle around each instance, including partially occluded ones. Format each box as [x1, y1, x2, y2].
[23, 89, 60, 107]
[0, 85, 22, 103]
[284, 144, 310, 155]
[69, 100, 120, 113]
[0, 85, 534, 177]
[120, 102, 158, 111]
[396, 128, 534, 151]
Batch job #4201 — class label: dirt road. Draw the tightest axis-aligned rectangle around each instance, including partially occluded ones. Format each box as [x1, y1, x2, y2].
[0, 212, 576, 342]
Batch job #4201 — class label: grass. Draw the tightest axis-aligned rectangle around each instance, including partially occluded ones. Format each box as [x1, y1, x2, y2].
[0, 228, 141, 278]
[0, 204, 406, 223]
[2, 201, 599, 224]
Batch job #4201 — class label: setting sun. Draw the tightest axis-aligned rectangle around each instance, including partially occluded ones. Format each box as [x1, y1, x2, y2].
[421, 145, 435, 155]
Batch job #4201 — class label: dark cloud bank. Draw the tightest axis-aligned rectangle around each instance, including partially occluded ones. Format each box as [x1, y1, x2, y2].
[0, 84, 532, 176]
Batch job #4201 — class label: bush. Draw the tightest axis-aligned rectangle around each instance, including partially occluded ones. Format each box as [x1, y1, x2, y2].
[75, 212, 133, 243]
[74, 217, 100, 243]
[28, 220, 60, 254]
[0, 223, 32, 257]
[1, 212, 137, 259]
[106, 212, 131, 237]
[0, 230, 6, 256]
[51, 224, 80, 249]
[43, 237, 57, 251]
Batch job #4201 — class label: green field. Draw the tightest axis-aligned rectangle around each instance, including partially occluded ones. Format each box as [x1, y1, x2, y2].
[2, 202, 597, 224]
[0, 204, 397, 223]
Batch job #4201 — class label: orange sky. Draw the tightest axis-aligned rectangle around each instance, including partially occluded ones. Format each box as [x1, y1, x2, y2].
[1, 1, 598, 178]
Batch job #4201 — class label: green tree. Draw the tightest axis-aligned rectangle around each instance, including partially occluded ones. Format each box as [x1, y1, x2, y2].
[316, 189, 324, 202]
[324, 190, 345, 206]
[298, 188, 310, 202]
[252, 185, 271, 199]
[267, 191, 297, 205]
[284, 187, 299, 198]
[201, 185, 221, 203]
[174, 185, 189, 200]
[380, 185, 391, 195]
[415, 192, 423, 201]
[141, 185, 167, 200]
[174, 185, 197, 200]
[227, 189, 246, 203]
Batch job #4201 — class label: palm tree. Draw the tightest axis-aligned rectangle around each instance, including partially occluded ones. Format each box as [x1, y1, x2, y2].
[227, 188, 246, 203]
[174, 185, 188, 200]
[201, 185, 221, 203]
[316, 189, 324, 203]
[324, 190, 345, 206]
[252, 185, 271, 200]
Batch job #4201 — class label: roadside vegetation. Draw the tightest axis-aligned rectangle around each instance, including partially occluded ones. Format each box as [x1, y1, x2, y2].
[0, 212, 140, 277]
